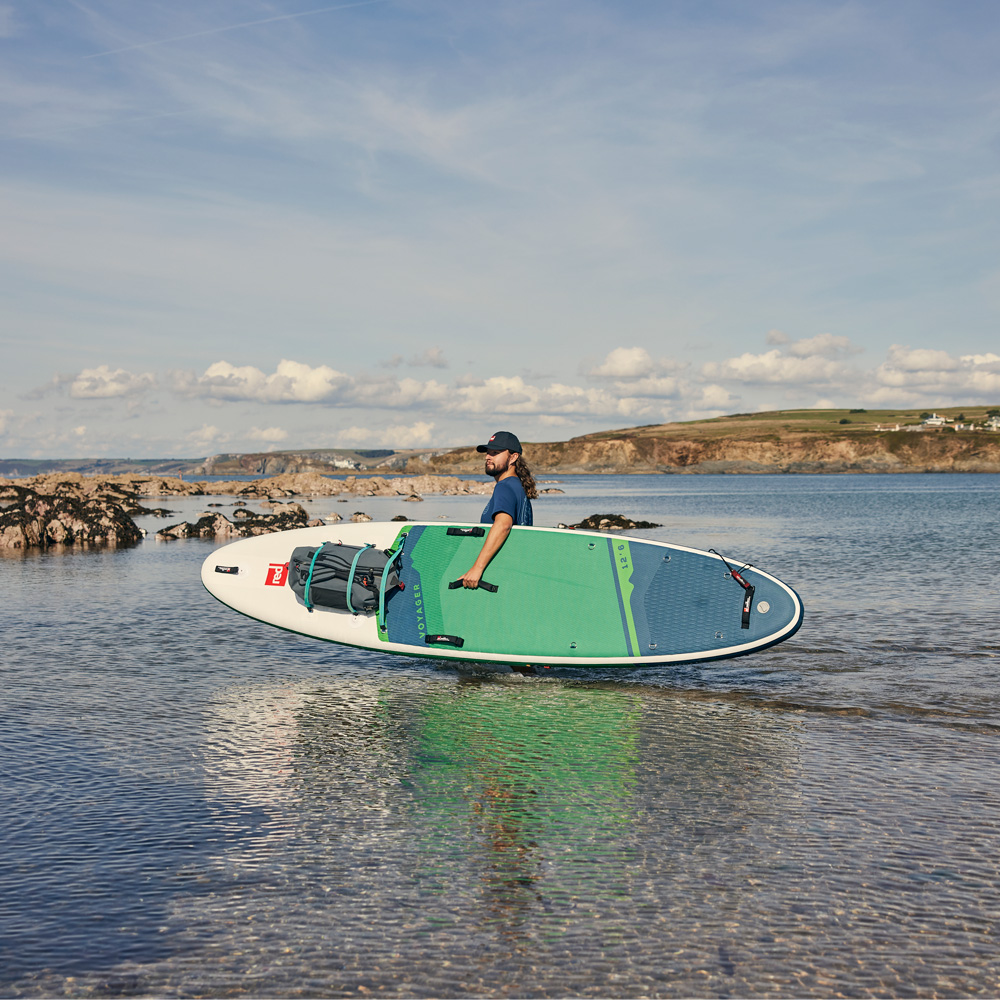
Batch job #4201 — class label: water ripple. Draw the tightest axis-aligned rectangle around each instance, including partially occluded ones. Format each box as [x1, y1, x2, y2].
[3, 476, 1000, 997]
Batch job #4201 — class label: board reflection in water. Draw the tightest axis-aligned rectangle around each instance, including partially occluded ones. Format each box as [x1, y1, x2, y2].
[177, 672, 804, 996]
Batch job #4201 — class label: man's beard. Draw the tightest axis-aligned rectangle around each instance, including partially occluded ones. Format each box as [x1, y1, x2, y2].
[486, 455, 510, 478]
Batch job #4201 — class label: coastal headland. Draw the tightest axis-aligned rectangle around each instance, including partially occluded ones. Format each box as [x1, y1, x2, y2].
[413, 406, 1000, 476]
[5, 406, 996, 480]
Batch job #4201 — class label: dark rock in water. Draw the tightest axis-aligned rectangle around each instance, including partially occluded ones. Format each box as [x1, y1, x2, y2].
[391, 515, 409, 521]
[0, 487, 144, 550]
[130, 505, 174, 518]
[156, 504, 309, 541]
[563, 513, 662, 531]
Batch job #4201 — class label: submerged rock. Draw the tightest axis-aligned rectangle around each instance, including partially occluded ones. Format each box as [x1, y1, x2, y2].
[561, 513, 662, 531]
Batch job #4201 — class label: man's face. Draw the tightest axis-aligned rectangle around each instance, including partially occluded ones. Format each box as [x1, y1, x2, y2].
[484, 448, 512, 477]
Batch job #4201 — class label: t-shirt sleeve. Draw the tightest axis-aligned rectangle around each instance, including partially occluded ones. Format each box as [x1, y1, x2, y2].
[488, 479, 520, 522]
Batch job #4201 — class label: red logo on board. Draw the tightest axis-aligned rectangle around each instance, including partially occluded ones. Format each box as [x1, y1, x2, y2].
[265, 562, 289, 586]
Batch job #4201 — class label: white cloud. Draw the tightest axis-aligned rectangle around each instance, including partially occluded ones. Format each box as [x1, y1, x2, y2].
[695, 384, 740, 411]
[345, 376, 451, 409]
[961, 352, 1000, 367]
[617, 376, 681, 399]
[68, 365, 155, 399]
[590, 347, 655, 379]
[449, 375, 631, 418]
[785, 333, 862, 359]
[172, 360, 349, 403]
[409, 347, 448, 369]
[186, 424, 230, 451]
[382, 421, 436, 448]
[247, 426, 288, 443]
[873, 345, 1000, 398]
[333, 421, 436, 448]
[878, 345, 962, 377]
[702, 349, 850, 386]
[588, 347, 686, 380]
[764, 330, 861, 359]
[170, 362, 456, 411]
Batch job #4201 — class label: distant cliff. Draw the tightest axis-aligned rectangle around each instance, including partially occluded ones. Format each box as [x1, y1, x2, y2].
[403, 427, 1000, 475]
[6, 409, 1000, 478]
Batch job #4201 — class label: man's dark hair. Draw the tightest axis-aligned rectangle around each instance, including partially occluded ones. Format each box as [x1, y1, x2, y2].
[513, 454, 538, 499]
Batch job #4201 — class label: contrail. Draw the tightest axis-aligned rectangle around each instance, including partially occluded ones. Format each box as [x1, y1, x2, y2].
[85, 0, 389, 58]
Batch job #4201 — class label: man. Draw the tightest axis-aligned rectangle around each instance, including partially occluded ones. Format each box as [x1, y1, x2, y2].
[456, 430, 536, 589]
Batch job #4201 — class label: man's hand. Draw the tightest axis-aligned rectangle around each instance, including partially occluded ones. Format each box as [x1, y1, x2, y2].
[456, 513, 513, 588]
[456, 566, 484, 589]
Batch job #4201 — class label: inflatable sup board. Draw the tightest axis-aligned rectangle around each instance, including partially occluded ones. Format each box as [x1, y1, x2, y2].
[201, 522, 802, 668]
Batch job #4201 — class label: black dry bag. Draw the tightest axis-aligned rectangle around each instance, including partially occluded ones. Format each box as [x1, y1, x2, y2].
[288, 543, 399, 613]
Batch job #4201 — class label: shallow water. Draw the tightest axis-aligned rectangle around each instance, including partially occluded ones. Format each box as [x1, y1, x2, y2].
[2, 474, 999, 997]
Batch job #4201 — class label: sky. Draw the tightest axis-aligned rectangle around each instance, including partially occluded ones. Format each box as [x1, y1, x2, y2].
[2, 0, 1000, 459]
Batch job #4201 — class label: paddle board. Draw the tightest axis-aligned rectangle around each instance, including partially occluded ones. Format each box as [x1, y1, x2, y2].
[200, 522, 803, 668]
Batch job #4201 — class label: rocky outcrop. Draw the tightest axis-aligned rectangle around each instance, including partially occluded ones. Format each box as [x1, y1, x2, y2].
[1, 472, 196, 500]
[0, 472, 491, 550]
[559, 514, 662, 531]
[220, 473, 491, 499]
[0, 487, 144, 550]
[156, 505, 310, 541]
[4, 471, 491, 499]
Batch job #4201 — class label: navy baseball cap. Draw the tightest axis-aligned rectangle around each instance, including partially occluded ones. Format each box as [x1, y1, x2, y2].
[476, 431, 523, 454]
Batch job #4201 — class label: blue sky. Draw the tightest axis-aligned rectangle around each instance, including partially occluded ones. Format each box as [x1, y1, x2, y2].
[2, 0, 1000, 459]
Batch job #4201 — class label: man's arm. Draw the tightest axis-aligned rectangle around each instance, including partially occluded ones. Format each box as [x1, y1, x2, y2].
[456, 512, 513, 588]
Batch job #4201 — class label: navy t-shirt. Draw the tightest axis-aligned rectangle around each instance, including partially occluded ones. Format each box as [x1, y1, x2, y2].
[481, 476, 533, 526]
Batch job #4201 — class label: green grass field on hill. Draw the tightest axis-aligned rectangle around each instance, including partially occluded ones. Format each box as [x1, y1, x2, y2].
[580, 406, 1000, 442]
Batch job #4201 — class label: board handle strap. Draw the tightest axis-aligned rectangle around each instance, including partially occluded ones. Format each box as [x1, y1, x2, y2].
[377, 535, 408, 633]
[710, 548, 755, 630]
[448, 579, 498, 593]
[303, 542, 329, 612]
[345, 543, 374, 614]
[425, 634, 465, 648]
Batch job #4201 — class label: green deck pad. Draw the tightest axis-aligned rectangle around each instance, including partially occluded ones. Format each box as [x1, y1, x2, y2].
[400, 527, 633, 659]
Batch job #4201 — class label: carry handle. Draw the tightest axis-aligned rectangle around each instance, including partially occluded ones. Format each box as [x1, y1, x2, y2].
[448, 579, 499, 593]
[446, 526, 485, 537]
[425, 634, 465, 648]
